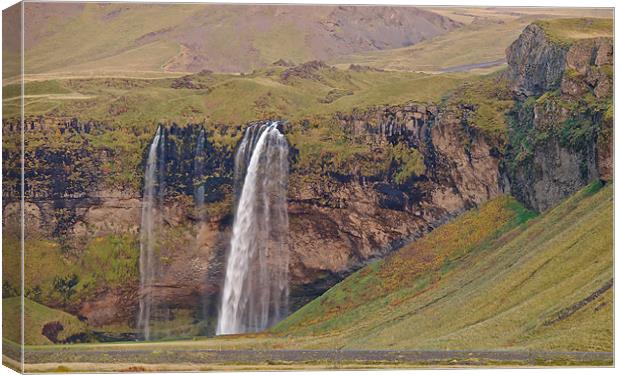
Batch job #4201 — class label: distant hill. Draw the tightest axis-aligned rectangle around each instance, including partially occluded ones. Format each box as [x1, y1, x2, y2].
[332, 8, 613, 72]
[273, 182, 613, 352]
[14, 2, 460, 75]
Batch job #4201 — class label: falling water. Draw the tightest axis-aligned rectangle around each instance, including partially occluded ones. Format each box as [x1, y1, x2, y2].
[217, 122, 290, 335]
[193, 128, 206, 212]
[137, 126, 164, 341]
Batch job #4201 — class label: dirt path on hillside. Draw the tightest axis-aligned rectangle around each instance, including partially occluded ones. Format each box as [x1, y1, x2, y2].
[440, 58, 506, 72]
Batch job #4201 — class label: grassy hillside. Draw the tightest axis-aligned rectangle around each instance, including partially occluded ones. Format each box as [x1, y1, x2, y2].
[3, 297, 90, 345]
[4, 65, 467, 124]
[535, 18, 613, 45]
[14, 182, 611, 354]
[332, 16, 531, 72]
[272, 182, 613, 352]
[2, 234, 138, 320]
[11, 4, 611, 77]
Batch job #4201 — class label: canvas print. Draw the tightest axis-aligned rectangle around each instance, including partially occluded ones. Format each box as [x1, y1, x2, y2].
[1, 1, 614, 372]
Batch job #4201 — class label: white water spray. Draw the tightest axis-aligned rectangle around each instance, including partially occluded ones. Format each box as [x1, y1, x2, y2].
[137, 126, 164, 340]
[217, 122, 290, 335]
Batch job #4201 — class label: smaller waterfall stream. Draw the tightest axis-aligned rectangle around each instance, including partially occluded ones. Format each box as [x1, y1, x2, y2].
[217, 122, 290, 335]
[193, 128, 206, 212]
[137, 126, 164, 341]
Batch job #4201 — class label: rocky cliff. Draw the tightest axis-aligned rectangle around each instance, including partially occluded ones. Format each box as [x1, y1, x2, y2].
[3, 99, 505, 333]
[504, 19, 613, 211]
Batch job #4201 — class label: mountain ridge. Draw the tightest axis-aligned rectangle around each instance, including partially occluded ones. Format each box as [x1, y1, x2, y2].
[14, 3, 461, 75]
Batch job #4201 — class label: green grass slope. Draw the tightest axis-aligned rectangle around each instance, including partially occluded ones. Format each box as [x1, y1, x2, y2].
[535, 18, 613, 46]
[2, 234, 138, 319]
[4, 65, 467, 124]
[273, 182, 613, 352]
[3, 297, 90, 345]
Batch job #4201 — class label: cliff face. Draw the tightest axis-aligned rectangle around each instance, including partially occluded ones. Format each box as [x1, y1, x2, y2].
[504, 21, 613, 212]
[287, 104, 503, 307]
[506, 24, 568, 97]
[4, 100, 504, 331]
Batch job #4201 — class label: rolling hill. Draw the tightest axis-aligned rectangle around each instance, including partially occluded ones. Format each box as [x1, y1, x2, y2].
[10, 2, 460, 76]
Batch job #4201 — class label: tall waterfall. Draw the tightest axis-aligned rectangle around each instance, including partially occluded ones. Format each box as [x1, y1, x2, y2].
[217, 122, 290, 335]
[137, 126, 165, 341]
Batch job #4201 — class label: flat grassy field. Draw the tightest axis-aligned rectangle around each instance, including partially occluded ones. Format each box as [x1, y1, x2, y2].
[535, 18, 613, 45]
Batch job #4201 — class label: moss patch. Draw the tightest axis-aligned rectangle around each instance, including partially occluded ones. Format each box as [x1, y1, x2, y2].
[535, 18, 612, 46]
[3, 297, 90, 345]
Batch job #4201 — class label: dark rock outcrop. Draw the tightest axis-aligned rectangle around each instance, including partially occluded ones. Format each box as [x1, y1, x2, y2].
[504, 21, 613, 212]
[506, 23, 568, 97]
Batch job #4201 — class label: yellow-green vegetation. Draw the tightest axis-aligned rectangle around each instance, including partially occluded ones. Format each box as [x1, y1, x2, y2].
[286, 116, 426, 181]
[535, 18, 613, 46]
[390, 143, 425, 184]
[3, 80, 72, 98]
[286, 118, 373, 175]
[425, 7, 613, 26]
[21, 4, 201, 75]
[445, 72, 513, 138]
[6, 67, 467, 125]
[72, 235, 140, 298]
[3, 66, 467, 192]
[16, 183, 612, 355]
[274, 195, 535, 337]
[512, 82, 612, 158]
[272, 182, 612, 351]
[3, 297, 89, 345]
[1, 231, 21, 298]
[2, 234, 138, 309]
[333, 8, 611, 73]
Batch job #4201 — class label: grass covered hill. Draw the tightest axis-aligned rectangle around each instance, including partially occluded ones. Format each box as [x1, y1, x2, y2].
[272, 182, 613, 352]
[4, 64, 467, 124]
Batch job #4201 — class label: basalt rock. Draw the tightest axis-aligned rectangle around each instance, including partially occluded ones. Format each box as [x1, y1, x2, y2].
[8, 102, 505, 333]
[504, 21, 613, 212]
[506, 23, 568, 97]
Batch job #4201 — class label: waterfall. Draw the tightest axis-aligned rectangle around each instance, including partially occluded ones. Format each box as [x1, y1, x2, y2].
[217, 122, 290, 335]
[137, 126, 164, 341]
[194, 128, 206, 212]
